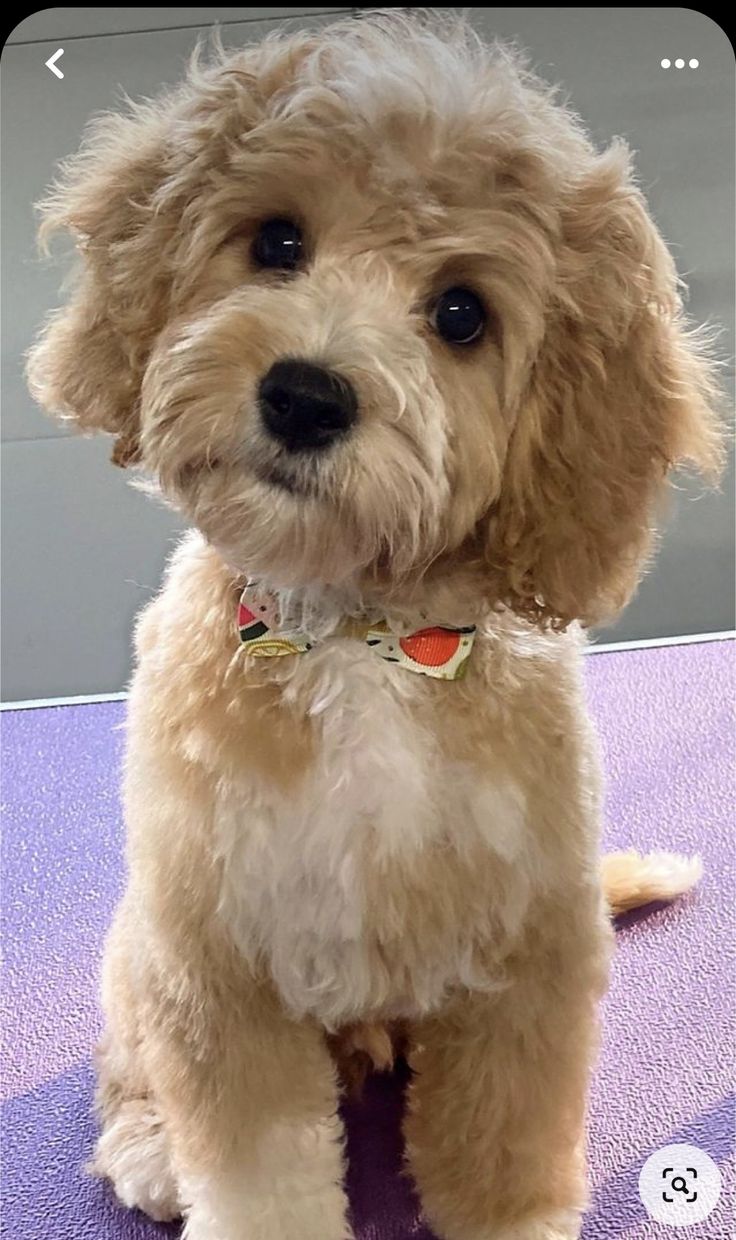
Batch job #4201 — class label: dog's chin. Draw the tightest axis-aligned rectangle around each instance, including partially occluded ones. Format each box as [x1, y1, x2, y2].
[182, 464, 365, 589]
[171, 449, 436, 592]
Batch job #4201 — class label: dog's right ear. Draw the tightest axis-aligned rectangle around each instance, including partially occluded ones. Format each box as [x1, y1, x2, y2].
[26, 105, 172, 467]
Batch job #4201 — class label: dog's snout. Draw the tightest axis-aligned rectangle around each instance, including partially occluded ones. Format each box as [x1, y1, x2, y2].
[259, 360, 358, 452]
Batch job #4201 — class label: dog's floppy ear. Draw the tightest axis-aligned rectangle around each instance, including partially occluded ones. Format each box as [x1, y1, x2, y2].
[488, 145, 724, 628]
[26, 105, 173, 467]
[25, 35, 309, 469]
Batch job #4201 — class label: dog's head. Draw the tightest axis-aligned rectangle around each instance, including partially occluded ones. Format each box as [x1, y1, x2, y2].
[27, 13, 723, 625]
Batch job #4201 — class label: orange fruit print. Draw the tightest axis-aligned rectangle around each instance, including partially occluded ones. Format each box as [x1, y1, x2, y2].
[399, 627, 460, 667]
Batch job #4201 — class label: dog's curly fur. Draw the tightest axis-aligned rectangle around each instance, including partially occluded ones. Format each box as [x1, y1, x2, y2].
[27, 12, 722, 1240]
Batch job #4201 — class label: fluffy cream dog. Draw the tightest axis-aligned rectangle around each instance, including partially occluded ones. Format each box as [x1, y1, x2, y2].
[28, 13, 722, 1240]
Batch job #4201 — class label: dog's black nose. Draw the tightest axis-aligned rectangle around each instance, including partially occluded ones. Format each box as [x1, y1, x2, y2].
[259, 360, 358, 452]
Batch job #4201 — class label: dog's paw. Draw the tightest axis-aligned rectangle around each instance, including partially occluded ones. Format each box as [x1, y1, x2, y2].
[91, 1102, 182, 1222]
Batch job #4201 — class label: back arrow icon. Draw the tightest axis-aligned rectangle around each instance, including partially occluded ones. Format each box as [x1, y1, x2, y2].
[45, 49, 64, 79]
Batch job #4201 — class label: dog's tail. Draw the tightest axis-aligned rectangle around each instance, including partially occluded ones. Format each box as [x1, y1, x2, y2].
[601, 849, 702, 916]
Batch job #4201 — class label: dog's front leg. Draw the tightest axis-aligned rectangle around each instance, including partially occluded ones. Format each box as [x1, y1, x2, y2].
[404, 913, 610, 1240]
[141, 963, 352, 1240]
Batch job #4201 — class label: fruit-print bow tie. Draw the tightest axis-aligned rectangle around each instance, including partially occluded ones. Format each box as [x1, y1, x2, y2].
[237, 582, 476, 681]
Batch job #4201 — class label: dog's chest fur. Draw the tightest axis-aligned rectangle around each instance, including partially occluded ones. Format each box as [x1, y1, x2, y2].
[214, 638, 541, 1028]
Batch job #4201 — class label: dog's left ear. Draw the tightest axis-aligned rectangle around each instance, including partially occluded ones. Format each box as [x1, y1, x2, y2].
[26, 105, 173, 467]
[488, 145, 725, 628]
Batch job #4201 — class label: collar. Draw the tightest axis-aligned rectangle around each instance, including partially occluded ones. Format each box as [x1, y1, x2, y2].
[237, 581, 476, 681]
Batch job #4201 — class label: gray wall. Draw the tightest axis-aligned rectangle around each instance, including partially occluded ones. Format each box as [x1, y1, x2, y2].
[2, 7, 733, 701]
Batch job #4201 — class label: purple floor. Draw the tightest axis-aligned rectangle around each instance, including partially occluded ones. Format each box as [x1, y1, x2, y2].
[2, 641, 734, 1239]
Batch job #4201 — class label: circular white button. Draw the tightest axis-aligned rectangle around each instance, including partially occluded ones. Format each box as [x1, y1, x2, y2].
[675, 58, 686, 68]
[639, 1143, 722, 1226]
[689, 58, 699, 68]
[661, 58, 671, 68]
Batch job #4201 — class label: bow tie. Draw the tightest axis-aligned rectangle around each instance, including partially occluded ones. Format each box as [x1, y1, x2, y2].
[237, 582, 476, 681]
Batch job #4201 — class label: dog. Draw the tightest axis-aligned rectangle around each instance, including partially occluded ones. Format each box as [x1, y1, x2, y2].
[27, 12, 722, 1239]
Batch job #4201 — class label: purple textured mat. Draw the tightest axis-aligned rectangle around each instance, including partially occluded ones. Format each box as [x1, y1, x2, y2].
[2, 641, 734, 1239]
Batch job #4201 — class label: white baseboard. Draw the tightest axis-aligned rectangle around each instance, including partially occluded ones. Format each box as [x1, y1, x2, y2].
[586, 629, 735, 654]
[1, 690, 128, 712]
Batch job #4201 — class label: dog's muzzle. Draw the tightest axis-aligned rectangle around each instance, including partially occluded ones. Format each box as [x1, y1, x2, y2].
[259, 359, 358, 452]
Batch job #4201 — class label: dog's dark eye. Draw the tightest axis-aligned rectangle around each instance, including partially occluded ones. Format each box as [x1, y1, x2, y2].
[432, 287, 486, 345]
[252, 218, 304, 271]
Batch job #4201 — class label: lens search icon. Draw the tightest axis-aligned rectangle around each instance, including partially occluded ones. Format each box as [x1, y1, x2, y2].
[639, 1143, 721, 1226]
